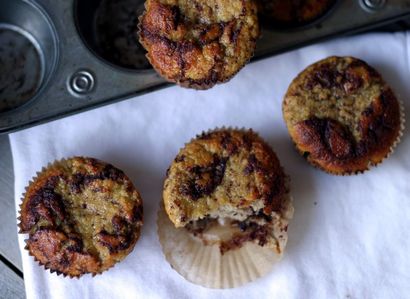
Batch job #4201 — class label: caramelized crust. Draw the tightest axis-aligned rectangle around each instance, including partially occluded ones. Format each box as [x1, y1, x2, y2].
[138, 0, 259, 89]
[258, 0, 336, 27]
[19, 157, 143, 277]
[283, 56, 403, 174]
[26, 229, 100, 277]
[163, 129, 289, 228]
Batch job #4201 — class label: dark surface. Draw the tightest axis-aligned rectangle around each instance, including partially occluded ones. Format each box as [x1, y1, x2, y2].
[2, 0, 410, 134]
[258, 0, 338, 29]
[0, 27, 43, 112]
[75, 0, 150, 70]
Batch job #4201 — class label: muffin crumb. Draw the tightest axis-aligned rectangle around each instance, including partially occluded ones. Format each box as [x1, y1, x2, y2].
[283, 56, 403, 174]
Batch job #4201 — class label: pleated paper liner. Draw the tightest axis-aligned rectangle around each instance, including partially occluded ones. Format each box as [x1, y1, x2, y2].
[157, 195, 294, 289]
[18, 157, 143, 278]
[385, 98, 405, 160]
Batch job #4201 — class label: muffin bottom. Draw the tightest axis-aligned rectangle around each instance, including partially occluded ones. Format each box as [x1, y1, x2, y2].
[157, 197, 293, 288]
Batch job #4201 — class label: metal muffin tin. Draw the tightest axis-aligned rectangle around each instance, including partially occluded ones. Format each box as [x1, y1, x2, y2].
[1, 0, 410, 134]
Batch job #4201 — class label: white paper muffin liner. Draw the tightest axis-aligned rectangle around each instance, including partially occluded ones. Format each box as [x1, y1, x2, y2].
[157, 195, 294, 288]
[383, 98, 405, 160]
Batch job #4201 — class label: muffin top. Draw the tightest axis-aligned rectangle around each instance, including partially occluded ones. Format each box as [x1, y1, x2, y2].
[258, 0, 336, 27]
[283, 56, 402, 174]
[163, 129, 288, 228]
[138, 0, 259, 89]
[19, 157, 143, 277]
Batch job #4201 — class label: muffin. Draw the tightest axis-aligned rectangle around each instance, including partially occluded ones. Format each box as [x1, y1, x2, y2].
[18, 157, 143, 277]
[283, 56, 404, 175]
[258, 0, 336, 28]
[160, 128, 293, 288]
[138, 0, 259, 89]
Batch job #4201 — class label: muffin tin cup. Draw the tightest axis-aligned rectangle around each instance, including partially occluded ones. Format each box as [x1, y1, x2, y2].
[0, 0, 58, 113]
[1, 0, 410, 134]
[157, 196, 294, 289]
[258, 0, 340, 31]
[75, 0, 150, 71]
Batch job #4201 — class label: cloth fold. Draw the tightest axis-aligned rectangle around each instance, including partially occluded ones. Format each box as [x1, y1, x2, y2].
[10, 32, 410, 299]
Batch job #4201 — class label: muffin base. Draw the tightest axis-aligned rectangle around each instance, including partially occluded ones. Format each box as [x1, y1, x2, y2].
[289, 98, 405, 176]
[157, 196, 293, 288]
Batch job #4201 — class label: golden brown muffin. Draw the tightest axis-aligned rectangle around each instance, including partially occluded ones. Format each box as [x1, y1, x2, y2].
[163, 129, 292, 254]
[18, 157, 143, 277]
[138, 0, 259, 89]
[283, 56, 403, 175]
[258, 0, 336, 27]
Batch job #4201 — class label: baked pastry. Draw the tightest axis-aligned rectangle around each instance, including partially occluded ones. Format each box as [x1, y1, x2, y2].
[163, 128, 292, 253]
[160, 128, 293, 288]
[160, 128, 293, 287]
[283, 56, 404, 175]
[138, 0, 259, 89]
[18, 157, 143, 277]
[258, 0, 336, 28]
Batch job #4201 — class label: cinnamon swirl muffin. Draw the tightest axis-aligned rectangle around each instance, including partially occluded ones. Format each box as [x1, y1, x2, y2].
[138, 0, 259, 89]
[163, 128, 292, 254]
[18, 157, 143, 277]
[283, 56, 404, 175]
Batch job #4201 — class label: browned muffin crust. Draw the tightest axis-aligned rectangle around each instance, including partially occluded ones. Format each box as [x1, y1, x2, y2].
[19, 157, 143, 277]
[258, 0, 336, 27]
[283, 56, 403, 174]
[138, 0, 259, 89]
[163, 129, 291, 254]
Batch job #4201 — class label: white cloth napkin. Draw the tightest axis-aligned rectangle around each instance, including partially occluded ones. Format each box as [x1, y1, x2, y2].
[10, 32, 410, 299]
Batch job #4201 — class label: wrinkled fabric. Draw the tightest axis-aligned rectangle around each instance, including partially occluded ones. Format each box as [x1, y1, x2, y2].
[10, 32, 410, 299]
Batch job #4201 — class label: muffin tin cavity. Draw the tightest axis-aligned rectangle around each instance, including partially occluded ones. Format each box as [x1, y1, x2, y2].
[0, 0, 409, 134]
[257, 0, 338, 29]
[75, 0, 150, 71]
[0, 0, 57, 113]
